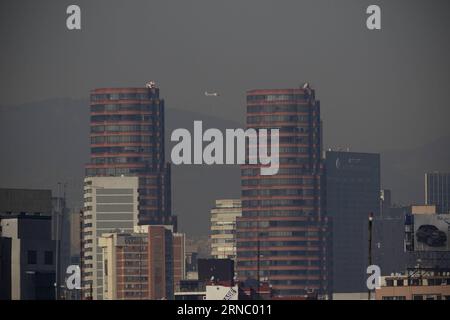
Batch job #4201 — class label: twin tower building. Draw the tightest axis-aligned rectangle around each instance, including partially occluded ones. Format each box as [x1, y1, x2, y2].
[81, 82, 330, 299]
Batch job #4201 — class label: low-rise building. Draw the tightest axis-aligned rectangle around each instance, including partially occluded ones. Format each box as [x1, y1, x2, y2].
[0, 188, 55, 300]
[375, 270, 450, 300]
[99, 225, 184, 300]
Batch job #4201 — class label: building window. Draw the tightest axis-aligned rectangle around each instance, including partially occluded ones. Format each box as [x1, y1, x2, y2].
[383, 296, 406, 300]
[27, 250, 37, 265]
[44, 251, 53, 265]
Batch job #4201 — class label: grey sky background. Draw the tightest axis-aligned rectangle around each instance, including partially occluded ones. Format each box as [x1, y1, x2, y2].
[1, 0, 449, 150]
[1, 0, 450, 234]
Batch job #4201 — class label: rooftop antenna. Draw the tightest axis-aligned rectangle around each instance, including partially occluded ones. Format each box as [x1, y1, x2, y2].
[146, 81, 156, 89]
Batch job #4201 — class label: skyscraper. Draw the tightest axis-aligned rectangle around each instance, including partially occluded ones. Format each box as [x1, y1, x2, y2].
[210, 199, 242, 260]
[86, 83, 175, 227]
[425, 172, 450, 214]
[237, 85, 329, 298]
[325, 151, 380, 294]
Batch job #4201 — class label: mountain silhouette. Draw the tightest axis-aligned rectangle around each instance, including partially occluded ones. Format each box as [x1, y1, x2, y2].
[1, 99, 449, 234]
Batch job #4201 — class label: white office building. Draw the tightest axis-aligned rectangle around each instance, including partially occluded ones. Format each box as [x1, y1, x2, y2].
[81, 176, 139, 300]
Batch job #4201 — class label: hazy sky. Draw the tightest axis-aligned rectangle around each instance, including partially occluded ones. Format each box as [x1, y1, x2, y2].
[1, 0, 450, 234]
[1, 0, 450, 150]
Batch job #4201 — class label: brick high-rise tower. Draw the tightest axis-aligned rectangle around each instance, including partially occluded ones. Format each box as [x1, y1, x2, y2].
[85, 83, 175, 227]
[237, 84, 329, 298]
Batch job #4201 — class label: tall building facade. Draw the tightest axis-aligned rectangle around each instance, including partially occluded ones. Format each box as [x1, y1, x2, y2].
[237, 85, 329, 298]
[210, 199, 242, 260]
[148, 225, 174, 299]
[86, 84, 175, 226]
[81, 176, 139, 300]
[325, 151, 380, 294]
[425, 172, 450, 214]
[172, 233, 186, 292]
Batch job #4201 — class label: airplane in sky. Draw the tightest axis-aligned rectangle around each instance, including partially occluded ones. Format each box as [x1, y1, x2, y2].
[204, 91, 219, 97]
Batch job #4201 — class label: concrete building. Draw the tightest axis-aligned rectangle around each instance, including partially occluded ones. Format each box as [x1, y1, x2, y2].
[0, 216, 56, 300]
[426, 172, 450, 214]
[98, 225, 183, 300]
[210, 199, 241, 260]
[81, 176, 139, 300]
[325, 151, 380, 294]
[237, 85, 329, 298]
[375, 270, 450, 300]
[98, 228, 148, 300]
[0, 188, 56, 300]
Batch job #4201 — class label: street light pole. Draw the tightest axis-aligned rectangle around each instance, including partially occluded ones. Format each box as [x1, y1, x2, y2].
[368, 212, 373, 300]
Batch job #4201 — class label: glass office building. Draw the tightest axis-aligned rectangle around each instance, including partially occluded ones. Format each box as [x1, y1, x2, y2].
[426, 172, 450, 214]
[325, 151, 380, 294]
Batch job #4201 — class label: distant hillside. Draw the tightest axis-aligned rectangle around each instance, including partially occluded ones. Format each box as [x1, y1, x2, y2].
[0, 99, 241, 235]
[1, 99, 448, 234]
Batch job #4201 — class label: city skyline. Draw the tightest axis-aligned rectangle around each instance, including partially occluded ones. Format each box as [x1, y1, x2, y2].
[2, 82, 450, 301]
[1, 86, 450, 236]
[1, 0, 450, 303]
[2, 0, 450, 236]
